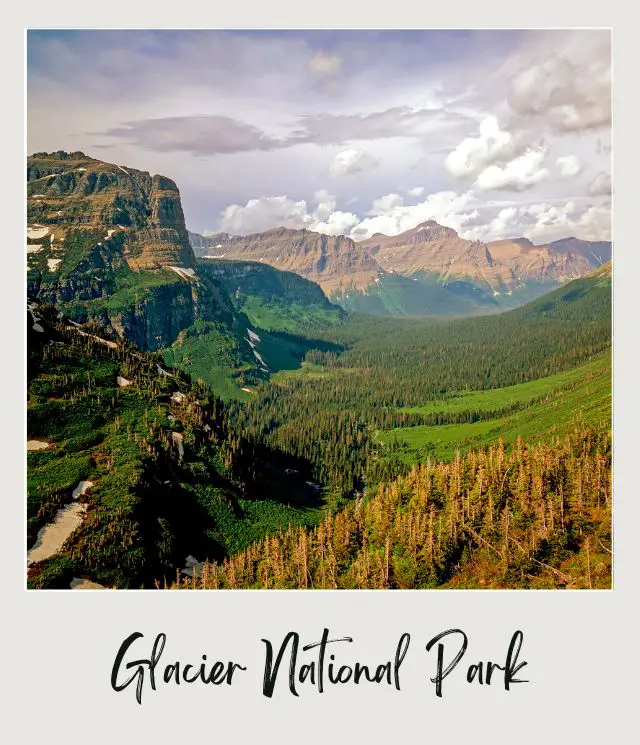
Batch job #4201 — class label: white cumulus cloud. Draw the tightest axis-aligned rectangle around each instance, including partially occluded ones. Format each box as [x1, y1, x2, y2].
[218, 190, 358, 237]
[445, 116, 528, 180]
[556, 155, 582, 178]
[474, 148, 549, 191]
[462, 200, 611, 244]
[351, 190, 480, 240]
[328, 148, 379, 177]
[219, 196, 311, 234]
[406, 186, 425, 197]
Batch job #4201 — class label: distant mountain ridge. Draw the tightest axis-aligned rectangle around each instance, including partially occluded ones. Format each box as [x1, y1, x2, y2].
[190, 219, 611, 315]
[190, 226, 380, 294]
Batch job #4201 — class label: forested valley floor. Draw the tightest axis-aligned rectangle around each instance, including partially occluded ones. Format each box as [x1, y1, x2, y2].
[27, 266, 612, 589]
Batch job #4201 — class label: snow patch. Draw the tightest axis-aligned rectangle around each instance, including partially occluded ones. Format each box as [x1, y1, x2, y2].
[157, 365, 173, 377]
[72, 481, 94, 500]
[117, 376, 132, 387]
[117, 165, 129, 175]
[27, 226, 49, 240]
[27, 440, 50, 451]
[247, 329, 261, 343]
[253, 350, 267, 367]
[70, 578, 106, 589]
[27, 244, 42, 254]
[169, 265, 198, 282]
[27, 503, 86, 566]
[241, 387, 253, 393]
[171, 391, 186, 404]
[74, 329, 117, 348]
[29, 308, 44, 333]
[47, 258, 62, 272]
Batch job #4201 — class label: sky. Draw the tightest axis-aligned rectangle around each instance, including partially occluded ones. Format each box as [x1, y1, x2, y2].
[27, 29, 611, 244]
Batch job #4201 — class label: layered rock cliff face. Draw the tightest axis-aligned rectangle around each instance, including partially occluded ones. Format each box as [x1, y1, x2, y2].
[27, 152, 212, 351]
[195, 227, 381, 294]
[27, 151, 194, 271]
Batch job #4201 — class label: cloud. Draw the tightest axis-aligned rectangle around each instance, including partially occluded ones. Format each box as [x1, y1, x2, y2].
[289, 106, 471, 147]
[217, 190, 358, 236]
[215, 184, 611, 245]
[219, 196, 312, 234]
[97, 115, 282, 156]
[312, 189, 337, 221]
[95, 105, 473, 157]
[556, 155, 582, 178]
[313, 210, 360, 236]
[308, 53, 342, 75]
[328, 148, 379, 177]
[507, 53, 611, 132]
[587, 171, 612, 196]
[370, 193, 405, 214]
[463, 200, 611, 244]
[474, 147, 549, 191]
[445, 116, 529, 180]
[406, 186, 425, 197]
[350, 190, 480, 240]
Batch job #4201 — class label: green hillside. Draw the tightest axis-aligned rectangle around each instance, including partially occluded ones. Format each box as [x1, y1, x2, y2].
[198, 259, 345, 332]
[377, 351, 611, 465]
[333, 271, 559, 317]
[27, 304, 325, 589]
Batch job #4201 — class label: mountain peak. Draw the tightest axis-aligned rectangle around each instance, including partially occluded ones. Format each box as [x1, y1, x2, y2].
[411, 220, 459, 239]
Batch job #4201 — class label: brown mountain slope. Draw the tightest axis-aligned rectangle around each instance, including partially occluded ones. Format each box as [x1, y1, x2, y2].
[361, 220, 512, 290]
[203, 226, 381, 294]
[360, 219, 611, 289]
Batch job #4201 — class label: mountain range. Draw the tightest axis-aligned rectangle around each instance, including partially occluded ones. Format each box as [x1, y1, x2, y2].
[190, 220, 611, 316]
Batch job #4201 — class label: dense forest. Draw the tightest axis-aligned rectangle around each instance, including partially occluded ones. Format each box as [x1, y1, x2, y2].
[175, 428, 611, 589]
[225, 269, 612, 498]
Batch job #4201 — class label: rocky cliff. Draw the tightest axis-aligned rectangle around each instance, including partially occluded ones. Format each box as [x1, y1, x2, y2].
[28, 151, 194, 271]
[192, 227, 381, 294]
[27, 152, 216, 351]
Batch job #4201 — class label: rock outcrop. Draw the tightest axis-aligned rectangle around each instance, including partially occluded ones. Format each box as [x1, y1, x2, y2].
[27, 152, 195, 271]
[27, 153, 211, 350]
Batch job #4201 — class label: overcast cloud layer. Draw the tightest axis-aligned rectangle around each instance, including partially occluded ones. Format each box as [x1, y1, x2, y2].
[27, 29, 611, 243]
